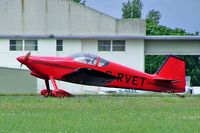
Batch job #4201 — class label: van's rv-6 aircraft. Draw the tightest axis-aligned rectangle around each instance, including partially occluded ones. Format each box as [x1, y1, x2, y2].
[17, 52, 186, 97]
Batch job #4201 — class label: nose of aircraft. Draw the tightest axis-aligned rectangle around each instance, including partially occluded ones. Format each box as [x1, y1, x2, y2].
[17, 52, 31, 66]
[17, 56, 25, 64]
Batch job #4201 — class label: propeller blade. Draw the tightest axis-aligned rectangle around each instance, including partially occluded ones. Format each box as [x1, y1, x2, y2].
[24, 52, 31, 63]
[20, 63, 23, 68]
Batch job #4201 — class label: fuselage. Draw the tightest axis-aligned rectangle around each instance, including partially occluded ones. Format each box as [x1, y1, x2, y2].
[17, 54, 183, 93]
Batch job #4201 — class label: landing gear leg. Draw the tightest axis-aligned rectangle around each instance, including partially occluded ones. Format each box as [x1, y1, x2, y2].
[40, 79, 52, 97]
[45, 79, 51, 96]
[49, 76, 73, 97]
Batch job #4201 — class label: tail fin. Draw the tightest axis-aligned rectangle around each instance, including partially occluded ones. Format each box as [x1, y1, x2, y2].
[155, 55, 186, 92]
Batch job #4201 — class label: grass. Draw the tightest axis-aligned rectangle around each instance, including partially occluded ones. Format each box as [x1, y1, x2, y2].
[0, 95, 200, 133]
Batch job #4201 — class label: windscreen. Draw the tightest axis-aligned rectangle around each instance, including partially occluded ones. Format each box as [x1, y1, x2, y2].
[70, 53, 98, 65]
[69, 53, 109, 67]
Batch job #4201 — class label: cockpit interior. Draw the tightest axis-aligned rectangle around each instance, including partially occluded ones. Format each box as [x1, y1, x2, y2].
[69, 53, 109, 67]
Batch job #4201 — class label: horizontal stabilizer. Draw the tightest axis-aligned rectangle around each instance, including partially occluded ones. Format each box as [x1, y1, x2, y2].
[154, 77, 183, 83]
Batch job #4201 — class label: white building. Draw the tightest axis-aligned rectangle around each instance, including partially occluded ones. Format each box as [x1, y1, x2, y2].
[0, 0, 146, 94]
[0, 0, 200, 94]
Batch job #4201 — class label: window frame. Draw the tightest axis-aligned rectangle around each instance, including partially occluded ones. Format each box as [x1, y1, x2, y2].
[112, 40, 126, 51]
[56, 40, 63, 51]
[98, 40, 111, 51]
[24, 40, 38, 51]
[98, 40, 126, 52]
[9, 40, 23, 51]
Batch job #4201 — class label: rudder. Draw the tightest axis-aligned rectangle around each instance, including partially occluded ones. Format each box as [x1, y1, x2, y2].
[155, 55, 186, 92]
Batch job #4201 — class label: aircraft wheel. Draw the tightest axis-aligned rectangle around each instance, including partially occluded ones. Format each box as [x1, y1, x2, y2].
[40, 89, 52, 97]
[52, 89, 72, 97]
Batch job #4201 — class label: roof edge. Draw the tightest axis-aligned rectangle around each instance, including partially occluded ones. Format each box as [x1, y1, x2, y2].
[144, 36, 200, 40]
[0, 35, 200, 40]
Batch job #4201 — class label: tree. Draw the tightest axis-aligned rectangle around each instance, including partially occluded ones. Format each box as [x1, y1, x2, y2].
[145, 10, 200, 86]
[195, 31, 199, 35]
[145, 55, 200, 86]
[145, 55, 165, 74]
[145, 20, 200, 85]
[121, 1, 199, 86]
[146, 19, 190, 35]
[72, 0, 86, 5]
[122, 0, 143, 19]
[146, 9, 161, 24]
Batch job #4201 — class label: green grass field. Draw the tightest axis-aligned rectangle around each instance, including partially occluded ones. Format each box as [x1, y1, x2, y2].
[0, 95, 200, 133]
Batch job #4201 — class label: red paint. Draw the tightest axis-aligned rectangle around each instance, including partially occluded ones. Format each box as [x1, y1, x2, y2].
[17, 53, 185, 97]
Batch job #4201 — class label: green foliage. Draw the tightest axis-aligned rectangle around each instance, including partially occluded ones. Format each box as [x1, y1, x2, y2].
[146, 9, 161, 24]
[146, 17, 200, 85]
[181, 55, 200, 86]
[195, 31, 199, 35]
[122, 0, 143, 19]
[145, 55, 200, 86]
[1, 95, 200, 133]
[72, 0, 86, 5]
[146, 19, 190, 35]
[121, 0, 199, 86]
[72, 0, 81, 3]
[145, 55, 165, 74]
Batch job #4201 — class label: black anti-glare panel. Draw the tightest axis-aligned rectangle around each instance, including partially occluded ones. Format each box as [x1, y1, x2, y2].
[62, 68, 116, 86]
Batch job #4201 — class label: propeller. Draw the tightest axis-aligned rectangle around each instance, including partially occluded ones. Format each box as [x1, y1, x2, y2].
[19, 52, 31, 68]
[20, 63, 23, 68]
[24, 51, 31, 63]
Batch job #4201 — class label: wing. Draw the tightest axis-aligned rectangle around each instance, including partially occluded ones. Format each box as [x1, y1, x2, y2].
[62, 68, 117, 86]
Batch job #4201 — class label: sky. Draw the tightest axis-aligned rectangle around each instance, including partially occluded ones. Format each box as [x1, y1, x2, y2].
[86, 0, 200, 33]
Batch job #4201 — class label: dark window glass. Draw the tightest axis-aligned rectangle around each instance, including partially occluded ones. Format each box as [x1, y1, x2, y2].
[10, 40, 23, 51]
[112, 40, 125, 51]
[25, 40, 38, 51]
[98, 40, 111, 51]
[56, 40, 63, 51]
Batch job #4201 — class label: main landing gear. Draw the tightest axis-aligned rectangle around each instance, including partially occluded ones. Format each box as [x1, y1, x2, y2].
[40, 76, 73, 97]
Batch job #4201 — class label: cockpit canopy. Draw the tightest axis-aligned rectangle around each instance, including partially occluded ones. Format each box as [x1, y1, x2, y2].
[69, 53, 109, 67]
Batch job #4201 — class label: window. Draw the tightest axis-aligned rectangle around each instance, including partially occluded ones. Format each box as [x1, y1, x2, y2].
[69, 53, 109, 67]
[98, 58, 109, 67]
[9, 39, 38, 51]
[25, 40, 38, 51]
[112, 40, 125, 51]
[56, 40, 63, 51]
[71, 53, 98, 65]
[98, 40, 111, 51]
[10, 40, 23, 51]
[98, 40, 126, 51]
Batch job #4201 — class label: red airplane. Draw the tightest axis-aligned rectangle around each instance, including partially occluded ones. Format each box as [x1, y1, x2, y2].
[17, 52, 185, 97]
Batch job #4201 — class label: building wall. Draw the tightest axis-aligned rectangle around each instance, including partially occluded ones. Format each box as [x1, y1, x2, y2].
[0, 0, 146, 94]
[0, 38, 144, 68]
[0, 0, 145, 36]
[145, 40, 200, 55]
[82, 39, 144, 71]
[57, 39, 82, 56]
[0, 67, 36, 94]
[2, 38, 200, 94]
